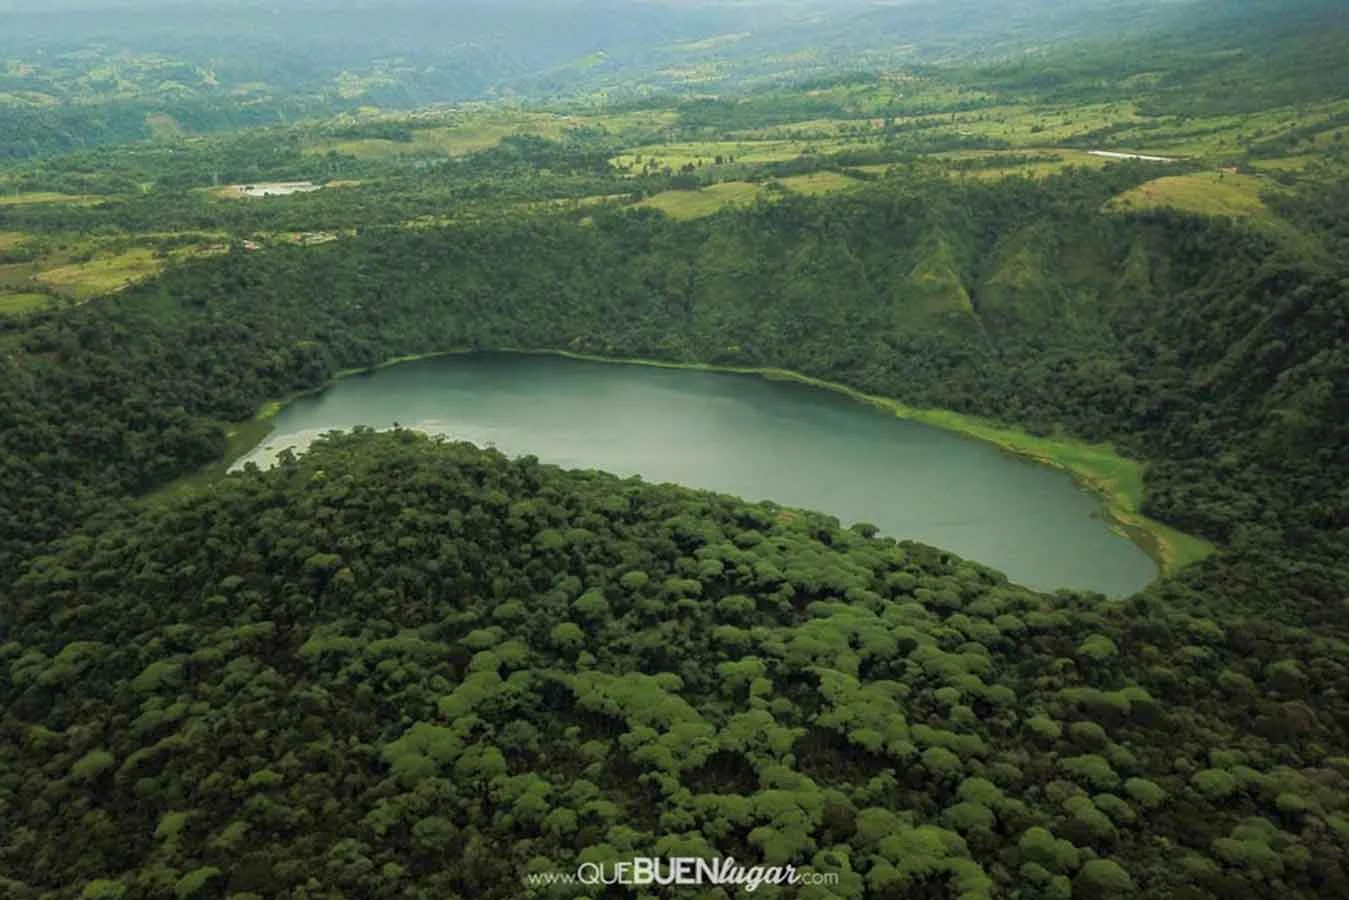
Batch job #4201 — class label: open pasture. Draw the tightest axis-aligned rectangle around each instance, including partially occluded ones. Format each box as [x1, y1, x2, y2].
[297, 108, 678, 161]
[0, 191, 103, 207]
[0, 291, 53, 316]
[613, 138, 865, 173]
[927, 148, 1116, 180]
[634, 181, 764, 219]
[632, 170, 861, 219]
[34, 248, 166, 299]
[1106, 171, 1271, 219]
[774, 171, 862, 196]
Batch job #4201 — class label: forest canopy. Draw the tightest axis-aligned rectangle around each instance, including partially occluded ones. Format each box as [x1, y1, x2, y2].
[0, 167, 1346, 897]
[2, 2, 1349, 896]
[3, 430, 1348, 899]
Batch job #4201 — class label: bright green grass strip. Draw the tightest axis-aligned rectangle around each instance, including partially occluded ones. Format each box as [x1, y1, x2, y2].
[0, 292, 53, 316]
[0, 192, 102, 207]
[1108, 171, 1269, 219]
[35, 248, 164, 299]
[634, 182, 764, 220]
[879, 403, 1215, 573]
[777, 171, 861, 196]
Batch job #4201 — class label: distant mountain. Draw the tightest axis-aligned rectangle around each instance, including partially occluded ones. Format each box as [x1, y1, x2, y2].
[1, 0, 1340, 159]
[0, 0, 1204, 101]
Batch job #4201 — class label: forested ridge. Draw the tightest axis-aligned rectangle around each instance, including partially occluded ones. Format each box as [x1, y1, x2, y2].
[3, 160, 1349, 898]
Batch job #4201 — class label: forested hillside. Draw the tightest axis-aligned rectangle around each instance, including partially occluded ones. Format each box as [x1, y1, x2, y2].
[1, 166, 1348, 897]
[2, 168, 1346, 610]
[3, 430, 1348, 898]
[3, 2, 1349, 897]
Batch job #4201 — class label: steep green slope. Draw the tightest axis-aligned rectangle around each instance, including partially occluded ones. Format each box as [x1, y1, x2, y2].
[3, 430, 1347, 898]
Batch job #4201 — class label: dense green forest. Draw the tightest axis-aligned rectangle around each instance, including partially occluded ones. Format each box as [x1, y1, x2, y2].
[2, 164, 1348, 896]
[3, 1, 1349, 897]
[3, 429, 1348, 899]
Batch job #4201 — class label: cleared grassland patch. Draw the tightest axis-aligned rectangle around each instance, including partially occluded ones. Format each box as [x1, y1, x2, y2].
[35, 248, 165, 299]
[635, 182, 763, 220]
[1107, 171, 1270, 219]
[305, 114, 575, 160]
[613, 139, 859, 172]
[1248, 156, 1319, 173]
[204, 181, 362, 201]
[0, 191, 103, 207]
[744, 117, 884, 136]
[938, 102, 1142, 148]
[1087, 99, 1349, 160]
[929, 148, 1115, 181]
[0, 231, 29, 251]
[776, 171, 861, 196]
[632, 172, 858, 219]
[0, 90, 59, 106]
[334, 71, 402, 101]
[0, 292, 53, 316]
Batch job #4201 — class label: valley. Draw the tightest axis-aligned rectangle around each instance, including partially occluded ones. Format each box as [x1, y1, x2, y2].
[1, 2, 1347, 898]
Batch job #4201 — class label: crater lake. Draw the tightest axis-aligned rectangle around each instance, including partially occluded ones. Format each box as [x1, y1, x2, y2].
[232, 352, 1158, 595]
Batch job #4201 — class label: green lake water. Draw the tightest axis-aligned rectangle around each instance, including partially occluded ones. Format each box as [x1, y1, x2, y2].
[232, 352, 1157, 595]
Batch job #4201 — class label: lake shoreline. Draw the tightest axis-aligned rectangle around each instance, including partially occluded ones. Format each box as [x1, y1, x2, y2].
[198, 346, 1215, 578]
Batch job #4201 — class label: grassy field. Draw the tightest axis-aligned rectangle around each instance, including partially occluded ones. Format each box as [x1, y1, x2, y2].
[633, 172, 861, 219]
[775, 171, 862, 196]
[35, 248, 166, 299]
[1088, 98, 1349, 160]
[0, 191, 103, 207]
[304, 114, 575, 160]
[0, 291, 54, 316]
[847, 149, 1111, 183]
[666, 31, 752, 53]
[606, 95, 1346, 179]
[0, 229, 245, 304]
[305, 108, 677, 161]
[635, 182, 764, 219]
[724, 118, 885, 140]
[927, 99, 1325, 161]
[1248, 155, 1319, 173]
[613, 138, 866, 172]
[1107, 171, 1270, 218]
[932, 102, 1143, 148]
[926, 148, 1115, 181]
[656, 63, 728, 85]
